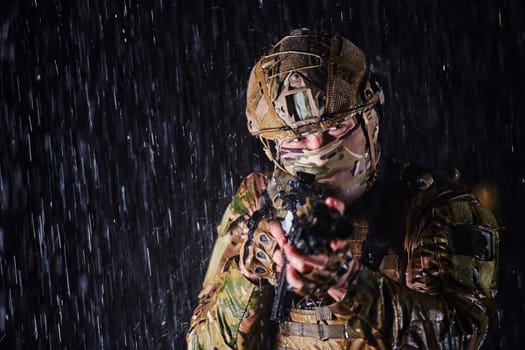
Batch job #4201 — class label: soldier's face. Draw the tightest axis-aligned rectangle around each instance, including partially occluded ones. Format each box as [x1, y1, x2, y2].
[276, 110, 380, 202]
[279, 117, 359, 150]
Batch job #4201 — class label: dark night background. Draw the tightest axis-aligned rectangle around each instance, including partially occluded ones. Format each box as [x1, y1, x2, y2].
[1, 0, 524, 349]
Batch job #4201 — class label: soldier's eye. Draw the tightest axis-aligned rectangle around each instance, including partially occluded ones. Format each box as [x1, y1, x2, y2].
[279, 135, 309, 149]
[327, 118, 358, 138]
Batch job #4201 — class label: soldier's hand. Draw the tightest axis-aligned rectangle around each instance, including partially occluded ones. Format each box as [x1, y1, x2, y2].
[284, 197, 359, 300]
[239, 219, 286, 285]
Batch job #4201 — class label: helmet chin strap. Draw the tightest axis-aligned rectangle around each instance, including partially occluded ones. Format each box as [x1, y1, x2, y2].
[359, 109, 379, 189]
[259, 136, 292, 174]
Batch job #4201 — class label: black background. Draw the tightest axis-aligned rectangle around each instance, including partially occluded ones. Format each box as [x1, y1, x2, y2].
[1, 0, 524, 349]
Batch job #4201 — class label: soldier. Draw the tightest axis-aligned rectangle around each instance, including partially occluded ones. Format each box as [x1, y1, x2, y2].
[187, 29, 499, 350]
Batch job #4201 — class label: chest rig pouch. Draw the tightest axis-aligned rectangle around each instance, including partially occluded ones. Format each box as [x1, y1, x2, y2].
[273, 159, 413, 349]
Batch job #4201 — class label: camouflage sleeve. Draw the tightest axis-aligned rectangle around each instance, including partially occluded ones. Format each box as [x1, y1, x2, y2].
[334, 181, 499, 349]
[186, 172, 274, 350]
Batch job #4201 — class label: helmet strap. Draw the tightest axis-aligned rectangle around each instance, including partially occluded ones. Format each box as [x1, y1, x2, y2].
[259, 136, 292, 175]
[359, 109, 379, 188]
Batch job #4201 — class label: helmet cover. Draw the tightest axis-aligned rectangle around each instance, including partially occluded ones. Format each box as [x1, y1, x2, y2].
[245, 29, 383, 141]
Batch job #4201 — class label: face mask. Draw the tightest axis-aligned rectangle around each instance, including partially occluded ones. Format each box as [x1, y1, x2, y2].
[277, 126, 373, 186]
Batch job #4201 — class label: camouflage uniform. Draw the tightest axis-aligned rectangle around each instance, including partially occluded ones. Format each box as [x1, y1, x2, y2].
[186, 159, 499, 350]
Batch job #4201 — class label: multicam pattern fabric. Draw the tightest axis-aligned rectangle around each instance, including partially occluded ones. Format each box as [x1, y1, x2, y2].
[188, 172, 274, 350]
[245, 29, 383, 141]
[276, 107, 381, 192]
[187, 168, 499, 350]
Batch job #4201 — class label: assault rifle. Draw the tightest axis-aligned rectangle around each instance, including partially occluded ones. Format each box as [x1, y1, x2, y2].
[270, 172, 353, 322]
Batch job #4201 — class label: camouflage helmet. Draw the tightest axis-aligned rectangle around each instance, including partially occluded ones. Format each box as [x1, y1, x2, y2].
[245, 28, 384, 141]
